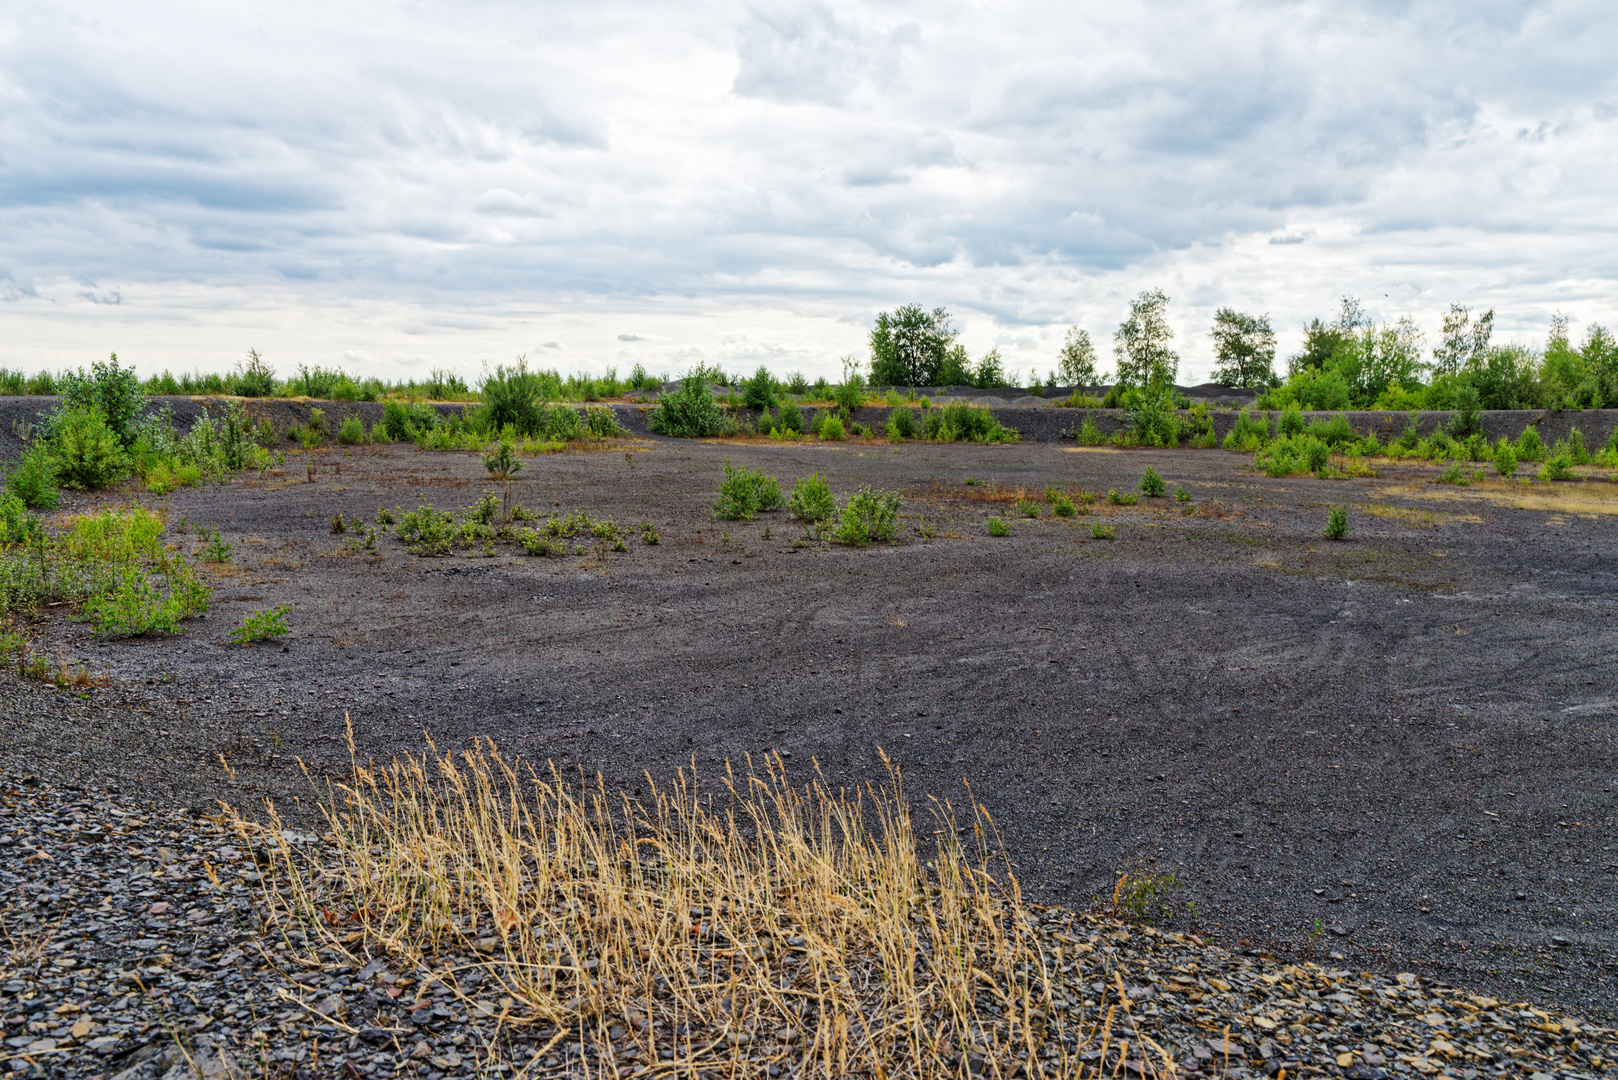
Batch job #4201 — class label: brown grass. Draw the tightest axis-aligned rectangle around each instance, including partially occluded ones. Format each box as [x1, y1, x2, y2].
[228, 729, 1133, 1078]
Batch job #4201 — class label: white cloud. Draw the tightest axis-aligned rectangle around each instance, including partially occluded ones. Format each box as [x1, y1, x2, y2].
[1, 0, 1615, 383]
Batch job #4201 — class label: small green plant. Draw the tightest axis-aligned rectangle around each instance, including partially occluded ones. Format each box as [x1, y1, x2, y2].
[1493, 442, 1518, 478]
[6, 445, 60, 509]
[377, 505, 395, 525]
[986, 516, 1010, 536]
[640, 521, 660, 545]
[336, 414, 366, 445]
[1174, 485, 1190, 503]
[1076, 490, 1096, 506]
[199, 529, 234, 563]
[1436, 463, 1471, 486]
[1090, 522, 1115, 539]
[1514, 425, 1544, 461]
[1016, 497, 1041, 518]
[714, 459, 780, 520]
[330, 513, 346, 534]
[819, 416, 846, 441]
[1049, 491, 1075, 517]
[1324, 505, 1348, 540]
[1539, 451, 1575, 481]
[230, 603, 291, 644]
[1106, 487, 1138, 506]
[834, 486, 901, 545]
[1139, 466, 1166, 497]
[788, 473, 837, 527]
[1108, 868, 1180, 925]
[52, 407, 131, 491]
[482, 439, 523, 480]
[1277, 403, 1305, 438]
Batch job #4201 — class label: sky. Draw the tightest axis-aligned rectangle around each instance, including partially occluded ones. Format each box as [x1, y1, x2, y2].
[2, 0, 1616, 386]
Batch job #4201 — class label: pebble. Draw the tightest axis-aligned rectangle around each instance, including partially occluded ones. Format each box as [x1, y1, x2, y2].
[2, 769, 1613, 1079]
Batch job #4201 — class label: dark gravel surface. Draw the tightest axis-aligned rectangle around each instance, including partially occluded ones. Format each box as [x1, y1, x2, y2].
[1, 421, 1616, 1074]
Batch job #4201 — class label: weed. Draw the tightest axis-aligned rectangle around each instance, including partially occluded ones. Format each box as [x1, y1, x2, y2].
[1076, 489, 1096, 506]
[329, 513, 346, 534]
[482, 439, 523, 480]
[517, 530, 564, 557]
[1515, 425, 1544, 462]
[715, 459, 760, 520]
[986, 516, 1010, 536]
[639, 521, 660, 545]
[1106, 488, 1138, 506]
[1073, 416, 1105, 446]
[198, 529, 234, 563]
[1016, 497, 1041, 518]
[231, 603, 292, 644]
[820, 416, 847, 441]
[377, 505, 395, 526]
[1325, 505, 1349, 540]
[1046, 488, 1076, 517]
[1174, 485, 1190, 503]
[1436, 464, 1471, 486]
[469, 492, 499, 526]
[1090, 522, 1115, 539]
[1107, 868, 1181, 925]
[1493, 441, 1518, 478]
[6, 444, 60, 509]
[1139, 465, 1166, 497]
[834, 486, 901, 545]
[1222, 409, 1270, 452]
[336, 414, 366, 445]
[1277, 403, 1305, 437]
[788, 473, 837, 527]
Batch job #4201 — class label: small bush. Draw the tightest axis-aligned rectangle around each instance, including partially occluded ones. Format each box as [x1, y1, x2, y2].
[6, 445, 60, 509]
[1324, 505, 1348, 540]
[1305, 415, 1356, 447]
[1278, 403, 1305, 437]
[198, 529, 234, 563]
[832, 378, 865, 415]
[1139, 466, 1166, 497]
[777, 401, 805, 434]
[715, 460, 759, 520]
[649, 375, 732, 438]
[834, 486, 901, 545]
[1436, 464, 1471, 487]
[1174, 485, 1190, 503]
[336, 414, 366, 445]
[1016, 497, 1041, 518]
[1493, 441, 1518, 478]
[1090, 522, 1115, 539]
[1540, 452, 1575, 481]
[819, 416, 846, 441]
[483, 439, 523, 480]
[888, 406, 917, 440]
[639, 521, 660, 545]
[743, 366, 777, 410]
[751, 470, 784, 512]
[584, 405, 621, 438]
[788, 473, 836, 525]
[1074, 416, 1105, 446]
[231, 603, 291, 644]
[517, 529, 564, 557]
[1515, 425, 1544, 462]
[1106, 488, 1138, 506]
[1222, 409, 1270, 452]
[986, 516, 1010, 536]
[53, 408, 131, 491]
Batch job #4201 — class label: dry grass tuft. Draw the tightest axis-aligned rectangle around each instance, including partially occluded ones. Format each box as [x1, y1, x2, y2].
[228, 729, 1126, 1078]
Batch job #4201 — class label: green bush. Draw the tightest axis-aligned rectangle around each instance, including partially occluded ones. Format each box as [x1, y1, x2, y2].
[834, 486, 900, 545]
[778, 401, 805, 434]
[0, 493, 40, 547]
[1304, 415, 1356, 447]
[1106, 488, 1138, 506]
[889, 406, 917, 439]
[1324, 505, 1348, 541]
[1090, 522, 1115, 539]
[84, 559, 211, 636]
[743, 366, 777, 410]
[54, 354, 146, 446]
[649, 374, 732, 438]
[1222, 409, 1270, 452]
[751, 469, 784, 512]
[820, 416, 846, 441]
[788, 473, 836, 526]
[6, 445, 60, 509]
[1074, 416, 1105, 446]
[1447, 384, 1482, 439]
[1016, 497, 1041, 517]
[1278, 403, 1305, 437]
[483, 439, 523, 479]
[1436, 464, 1471, 486]
[234, 349, 277, 397]
[832, 377, 865, 415]
[231, 603, 291, 644]
[987, 516, 1010, 536]
[53, 408, 131, 490]
[1515, 425, 1544, 462]
[1045, 488, 1076, 517]
[758, 411, 777, 436]
[1493, 441, 1518, 477]
[479, 360, 553, 434]
[1540, 451, 1575, 481]
[337, 414, 366, 445]
[1254, 434, 1330, 477]
[584, 405, 621, 438]
[1139, 466, 1166, 497]
[715, 460, 760, 520]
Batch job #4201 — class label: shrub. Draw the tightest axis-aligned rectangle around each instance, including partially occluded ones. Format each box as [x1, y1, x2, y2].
[1540, 451, 1575, 481]
[584, 405, 621, 438]
[1493, 441, 1518, 478]
[199, 529, 234, 563]
[0, 493, 40, 547]
[777, 401, 804, 434]
[1106, 487, 1138, 506]
[758, 412, 777, 436]
[786, 371, 809, 395]
[834, 486, 900, 545]
[517, 530, 564, 557]
[234, 349, 276, 397]
[750, 470, 784, 512]
[1222, 409, 1269, 452]
[543, 404, 584, 442]
[788, 473, 836, 525]
[639, 521, 660, 545]
[231, 603, 291, 644]
[54, 354, 146, 446]
[6, 445, 59, 509]
[1436, 464, 1471, 486]
[889, 406, 917, 439]
[85, 560, 211, 636]
[1074, 416, 1105, 446]
[987, 516, 1010, 536]
[1305, 415, 1356, 447]
[1254, 434, 1330, 477]
[1514, 425, 1544, 462]
[1090, 522, 1115, 539]
[1174, 485, 1190, 503]
[1045, 488, 1076, 517]
[1447, 384, 1482, 439]
[1324, 505, 1348, 540]
[1139, 466, 1166, 497]
[480, 360, 551, 434]
[820, 416, 846, 441]
[715, 460, 759, 520]
[649, 374, 731, 438]
[53, 408, 131, 491]
[1278, 403, 1305, 437]
[1016, 497, 1041, 517]
[483, 440, 523, 480]
[743, 366, 777, 410]
[337, 414, 366, 445]
[832, 377, 865, 415]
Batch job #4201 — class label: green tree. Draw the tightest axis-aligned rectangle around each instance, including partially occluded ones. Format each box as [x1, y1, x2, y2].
[1113, 289, 1178, 387]
[1057, 327, 1099, 385]
[868, 305, 956, 386]
[1289, 296, 1368, 376]
[1432, 304, 1494, 378]
[1210, 308, 1276, 387]
[743, 365, 777, 410]
[972, 348, 1005, 389]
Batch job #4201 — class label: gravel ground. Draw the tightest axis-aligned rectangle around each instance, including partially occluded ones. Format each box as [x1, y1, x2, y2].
[2, 770, 1612, 1080]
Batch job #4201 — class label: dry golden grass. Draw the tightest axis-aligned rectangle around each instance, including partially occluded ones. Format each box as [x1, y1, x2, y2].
[228, 729, 1137, 1078]
[1378, 478, 1618, 516]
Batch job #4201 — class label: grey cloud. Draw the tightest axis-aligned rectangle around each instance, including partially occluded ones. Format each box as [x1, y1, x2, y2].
[617, 334, 643, 341]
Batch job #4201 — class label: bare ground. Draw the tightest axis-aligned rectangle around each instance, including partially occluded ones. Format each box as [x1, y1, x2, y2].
[3, 432, 1615, 1020]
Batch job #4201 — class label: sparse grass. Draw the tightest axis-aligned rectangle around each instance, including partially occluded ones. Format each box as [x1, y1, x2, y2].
[231, 740, 1083, 1080]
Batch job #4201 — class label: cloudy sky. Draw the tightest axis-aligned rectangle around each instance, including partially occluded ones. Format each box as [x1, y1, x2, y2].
[2, 0, 1615, 385]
